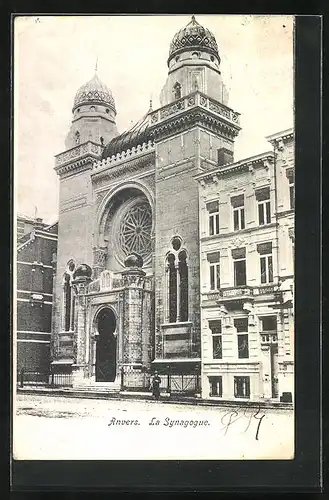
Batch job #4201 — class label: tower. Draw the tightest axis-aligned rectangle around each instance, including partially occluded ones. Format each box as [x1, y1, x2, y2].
[149, 16, 241, 380]
[52, 73, 118, 366]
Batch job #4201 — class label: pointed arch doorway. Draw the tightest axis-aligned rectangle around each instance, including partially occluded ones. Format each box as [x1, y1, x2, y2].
[95, 308, 117, 382]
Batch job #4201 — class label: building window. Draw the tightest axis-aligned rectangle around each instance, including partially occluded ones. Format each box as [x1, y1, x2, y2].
[257, 242, 273, 284]
[287, 170, 295, 209]
[256, 187, 271, 225]
[178, 250, 188, 322]
[173, 82, 181, 100]
[75, 131, 80, 144]
[166, 249, 188, 323]
[231, 194, 245, 231]
[207, 252, 220, 290]
[209, 376, 222, 397]
[209, 320, 222, 359]
[63, 273, 74, 331]
[232, 248, 246, 286]
[261, 315, 277, 332]
[206, 200, 219, 236]
[234, 376, 250, 398]
[234, 318, 249, 359]
[167, 253, 177, 323]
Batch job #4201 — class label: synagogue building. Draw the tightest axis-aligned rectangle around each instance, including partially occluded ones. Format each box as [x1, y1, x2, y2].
[50, 16, 294, 401]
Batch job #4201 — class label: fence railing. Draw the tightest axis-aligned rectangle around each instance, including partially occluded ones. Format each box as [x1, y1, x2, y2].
[120, 368, 201, 395]
[17, 370, 49, 387]
[50, 372, 73, 387]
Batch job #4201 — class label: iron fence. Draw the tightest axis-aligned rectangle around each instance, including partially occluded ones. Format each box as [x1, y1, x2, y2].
[50, 372, 73, 387]
[17, 370, 49, 387]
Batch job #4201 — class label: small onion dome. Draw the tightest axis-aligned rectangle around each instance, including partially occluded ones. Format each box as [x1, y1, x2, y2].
[73, 263, 93, 280]
[124, 253, 144, 268]
[72, 74, 116, 113]
[102, 107, 151, 159]
[168, 15, 220, 66]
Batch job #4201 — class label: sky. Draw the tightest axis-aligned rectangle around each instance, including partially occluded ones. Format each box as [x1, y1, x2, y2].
[14, 15, 294, 224]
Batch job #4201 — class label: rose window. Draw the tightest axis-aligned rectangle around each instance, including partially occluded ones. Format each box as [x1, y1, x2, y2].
[118, 201, 152, 259]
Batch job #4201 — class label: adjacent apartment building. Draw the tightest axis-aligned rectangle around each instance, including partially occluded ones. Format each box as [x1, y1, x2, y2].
[196, 129, 294, 403]
[16, 217, 58, 378]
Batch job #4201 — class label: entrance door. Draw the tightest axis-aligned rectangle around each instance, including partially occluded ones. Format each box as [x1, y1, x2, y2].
[95, 308, 117, 382]
[270, 345, 279, 398]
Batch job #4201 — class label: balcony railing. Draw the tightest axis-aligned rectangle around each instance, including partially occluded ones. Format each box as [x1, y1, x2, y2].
[149, 91, 240, 127]
[204, 284, 277, 302]
[260, 331, 278, 345]
[55, 141, 103, 168]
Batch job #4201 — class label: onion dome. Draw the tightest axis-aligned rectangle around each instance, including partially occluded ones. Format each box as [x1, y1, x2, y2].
[124, 253, 144, 268]
[102, 106, 151, 159]
[73, 263, 92, 280]
[72, 74, 116, 113]
[168, 15, 220, 66]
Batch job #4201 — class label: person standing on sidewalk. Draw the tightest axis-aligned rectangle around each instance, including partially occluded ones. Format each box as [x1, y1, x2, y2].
[150, 371, 161, 400]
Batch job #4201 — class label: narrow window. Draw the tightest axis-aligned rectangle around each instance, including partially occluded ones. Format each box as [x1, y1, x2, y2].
[167, 254, 177, 323]
[234, 318, 249, 359]
[234, 376, 250, 398]
[257, 242, 273, 284]
[207, 252, 220, 290]
[209, 376, 222, 397]
[206, 201, 219, 236]
[64, 273, 71, 332]
[232, 248, 246, 286]
[209, 320, 222, 359]
[75, 131, 80, 144]
[178, 250, 188, 322]
[287, 170, 295, 209]
[256, 187, 271, 225]
[173, 82, 182, 100]
[231, 194, 245, 231]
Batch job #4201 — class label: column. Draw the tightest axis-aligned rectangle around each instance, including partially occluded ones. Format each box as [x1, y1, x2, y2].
[93, 247, 107, 279]
[71, 276, 91, 385]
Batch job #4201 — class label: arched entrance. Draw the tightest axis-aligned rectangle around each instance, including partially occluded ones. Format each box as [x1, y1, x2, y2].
[95, 308, 117, 382]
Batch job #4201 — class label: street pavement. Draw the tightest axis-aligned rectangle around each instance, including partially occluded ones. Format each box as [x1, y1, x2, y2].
[14, 393, 294, 461]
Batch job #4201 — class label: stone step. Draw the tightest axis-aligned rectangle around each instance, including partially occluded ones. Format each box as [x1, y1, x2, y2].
[72, 385, 120, 393]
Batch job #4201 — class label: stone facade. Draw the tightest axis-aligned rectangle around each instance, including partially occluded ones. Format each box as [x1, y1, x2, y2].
[16, 219, 58, 377]
[50, 17, 293, 399]
[196, 129, 294, 402]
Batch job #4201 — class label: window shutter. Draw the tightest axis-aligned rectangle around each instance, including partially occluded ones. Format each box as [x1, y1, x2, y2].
[231, 194, 244, 208]
[257, 242, 272, 255]
[206, 201, 219, 213]
[255, 187, 270, 201]
[207, 252, 220, 263]
[231, 247, 246, 259]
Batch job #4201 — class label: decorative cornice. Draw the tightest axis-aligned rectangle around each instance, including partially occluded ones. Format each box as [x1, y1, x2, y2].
[266, 128, 294, 147]
[92, 149, 155, 182]
[149, 91, 240, 142]
[150, 108, 240, 142]
[195, 152, 275, 185]
[54, 141, 103, 177]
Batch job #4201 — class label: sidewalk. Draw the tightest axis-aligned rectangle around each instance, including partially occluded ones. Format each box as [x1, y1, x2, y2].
[16, 386, 293, 410]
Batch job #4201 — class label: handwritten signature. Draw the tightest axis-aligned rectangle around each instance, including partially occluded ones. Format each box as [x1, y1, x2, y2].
[219, 405, 266, 440]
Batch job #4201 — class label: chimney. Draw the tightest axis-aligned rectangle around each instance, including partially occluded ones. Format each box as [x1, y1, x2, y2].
[217, 147, 234, 167]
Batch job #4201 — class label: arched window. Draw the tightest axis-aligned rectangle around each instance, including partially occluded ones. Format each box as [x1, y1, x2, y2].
[166, 243, 189, 323]
[75, 131, 80, 144]
[167, 253, 177, 323]
[173, 82, 181, 100]
[178, 250, 188, 322]
[62, 264, 75, 332]
[63, 273, 72, 331]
